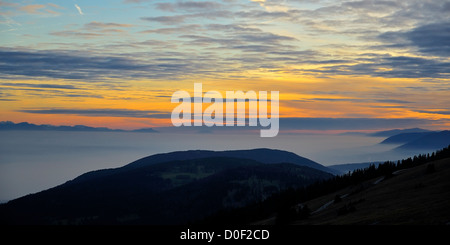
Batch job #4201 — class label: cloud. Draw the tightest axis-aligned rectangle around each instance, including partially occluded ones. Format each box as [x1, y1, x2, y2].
[301, 54, 450, 79]
[14, 3, 62, 16]
[74, 4, 84, 15]
[0, 91, 16, 101]
[374, 99, 412, 104]
[0, 48, 225, 81]
[0, 83, 78, 89]
[50, 30, 102, 38]
[0, 49, 134, 80]
[179, 23, 297, 54]
[0, 2, 18, 8]
[205, 23, 261, 33]
[140, 25, 202, 34]
[294, 97, 413, 105]
[47, 3, 64, 10]
[141, 15, 187, 25]
[235, 9, 296, 21]
[0, 48, 145, 80]
[177, 1, 222, 10]
[84, 21, 133, 29]
[123, 0, 151, 3]
[0, 85, 104, 99]
[415, 110, 450, 116]
[18, 108, 166, 118]
[3, 1, 449, 82]
[341, 0, 400, 10]
[80, 21, 134, 34]
[19, 4, 45, 14]
[0, 14, 21, 29]
[155, 2, 176, 12]
[4, 44, 437, 82]
[50, 21, 134, 39]
[0, 14, 307, 82]
[406, 22, 450, 56]
[156, 1, 222, 12]
[378, 22, 450, 57]
[141, 11, 232, 25]
[239, 32, 296, 44]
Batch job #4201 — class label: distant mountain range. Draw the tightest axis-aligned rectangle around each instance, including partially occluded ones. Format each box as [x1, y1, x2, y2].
[378, 130, 450, 151]
[3, 122, 445, 143]
[369, 128, 433, 137]
[72, 149, 338, 186]
[395, 131, 450, 150]
[380, 132, 432, 144]
[0, 121, 157, 133]
[0, 148, 334, 225]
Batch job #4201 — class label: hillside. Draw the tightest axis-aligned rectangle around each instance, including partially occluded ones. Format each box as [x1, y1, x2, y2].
[396, 130, 450, 150]
[379, 132, 432, 144]
[328, 162, 382, 175]
[289, 157, 450, 225]
[71, 148, 338, 184]
[0, 155, 333, 225]
[124, 148, 337, 174]
[200, 145, 450, 225]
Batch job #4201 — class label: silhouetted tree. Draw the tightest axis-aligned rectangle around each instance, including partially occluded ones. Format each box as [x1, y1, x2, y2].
[334, 195, 342, 203]
[200, 145, 450, 225]
[426, 163, 436, 174]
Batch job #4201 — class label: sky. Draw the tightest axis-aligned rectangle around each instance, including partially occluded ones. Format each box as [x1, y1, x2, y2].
[1, 0, 450, 132]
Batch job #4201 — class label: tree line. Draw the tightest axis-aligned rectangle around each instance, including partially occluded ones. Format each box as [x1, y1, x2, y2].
[199, 144, 450, 225]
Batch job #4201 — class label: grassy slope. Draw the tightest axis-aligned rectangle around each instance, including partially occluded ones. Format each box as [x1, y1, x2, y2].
[258, 158, 450, 225]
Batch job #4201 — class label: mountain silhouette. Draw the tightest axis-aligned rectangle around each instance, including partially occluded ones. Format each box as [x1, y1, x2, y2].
[380, 132, 432, 144]
[0, 121, 157, 133]
[328, 161, 383, 174]
[72, 148, 338, 184]
[396, 131, 450, 150]
[0, 149, 334, 225]
[278, 156, 450, 225]
[124, 148, 336, 173]
[369, 128, 433, 137]
[205, 145, 450, 225]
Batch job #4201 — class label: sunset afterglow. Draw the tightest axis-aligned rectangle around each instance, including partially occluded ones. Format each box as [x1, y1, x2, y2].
[1, 0, 449, 132]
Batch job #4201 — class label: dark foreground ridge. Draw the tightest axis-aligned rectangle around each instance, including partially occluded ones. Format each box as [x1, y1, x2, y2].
[0, 148, 333, 225]
[2, 146, 449, 226]
[201, 145, 450, 225]
[71, 148, 338, 184]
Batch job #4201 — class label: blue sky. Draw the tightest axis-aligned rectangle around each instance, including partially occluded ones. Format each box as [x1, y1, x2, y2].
[1, 0, 449, 131]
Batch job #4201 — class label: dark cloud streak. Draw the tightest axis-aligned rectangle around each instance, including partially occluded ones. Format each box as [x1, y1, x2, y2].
[406, 22, 450, 56]
[18, 108, 167, 118]
[300, 55, 450, 78]
[1, 83, 78, 89]
[379, 22, 450, 57]
[0, 48, 213, 80]
[156, 1, 223, 12]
